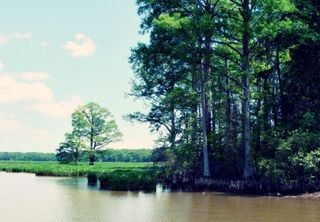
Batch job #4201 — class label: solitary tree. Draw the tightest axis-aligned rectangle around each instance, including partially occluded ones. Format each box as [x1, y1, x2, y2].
[71, 103, 122, 165]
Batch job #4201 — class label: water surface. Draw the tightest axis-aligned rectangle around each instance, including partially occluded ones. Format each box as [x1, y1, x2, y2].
[0, 172, 319, 222]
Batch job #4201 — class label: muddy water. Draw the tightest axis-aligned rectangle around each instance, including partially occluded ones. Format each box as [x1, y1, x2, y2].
[0, 172, 319, 222]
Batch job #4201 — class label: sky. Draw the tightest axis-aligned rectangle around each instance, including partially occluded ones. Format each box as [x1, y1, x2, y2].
[0, 0, 156, 152]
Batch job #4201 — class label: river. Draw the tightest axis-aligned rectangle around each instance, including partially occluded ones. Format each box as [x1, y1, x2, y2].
[0, 172, 319, 222]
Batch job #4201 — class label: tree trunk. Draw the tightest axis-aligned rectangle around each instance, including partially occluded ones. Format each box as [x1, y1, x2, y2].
[224, 57, 233, 151]
[199, 36, 212, 178]
[195, 0, 211, 178]
[275, 46, 287, 124]
[242, 0, 254, 179]
[89, 154, 95, 165]
[255, 77, 262, 152]
[89, 116, 95, 165]
[200, 68, 210, 178]
[169, 101, 176, 148]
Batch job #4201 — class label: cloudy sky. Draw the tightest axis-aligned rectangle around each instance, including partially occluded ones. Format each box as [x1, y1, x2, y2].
[0, 0, 156, 152]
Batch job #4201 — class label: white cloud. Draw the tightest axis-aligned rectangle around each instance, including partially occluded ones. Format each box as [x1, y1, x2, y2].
[0, 112, 50, 152]
[0, 74, 82, 117]
[11, 32, 32, 39]
[19, 72, 50, 81]
[0, 60, 3, 71]
[39, 40, 51, 48]
[0, 75, 53, 102]
[0, 36, 8, 44]
[0, 32, 32, 45]
[0, 112, 49, 137]
[63, 33, 96, 57]
[28, 95, 82, 118]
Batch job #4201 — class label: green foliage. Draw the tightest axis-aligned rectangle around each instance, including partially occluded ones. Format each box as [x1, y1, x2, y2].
[131, 0, 320, 191]
[0, 152, 56, 161]
[165, 144, 200, 174]
[0, 161, 159, 191]
[153, 13, 190, 30]
[289, 149, 320, 187]
[98, 168, 158, 191]
[72, 103, 122, 150]
[57, 102, 122, 165]
[258, 130, 320, 188]
[0, 161, 152, 177]
[257, 159, 286, 183]
[0, 149, 153, 163]
[277, 130, 320, 156]
[99, 149, 152, 162]
[56, 132, 83, 164]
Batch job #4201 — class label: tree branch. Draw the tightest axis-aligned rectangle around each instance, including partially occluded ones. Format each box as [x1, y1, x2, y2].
[212, 40, 243, 57]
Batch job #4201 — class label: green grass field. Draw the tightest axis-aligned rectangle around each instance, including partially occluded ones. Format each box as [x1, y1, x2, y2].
[0, 161, 152, 177]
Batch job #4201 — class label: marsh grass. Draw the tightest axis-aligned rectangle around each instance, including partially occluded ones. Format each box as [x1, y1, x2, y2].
[98, 168, 158, 191]
[0, 161, 160, 191]
[0, 161, 152, 177]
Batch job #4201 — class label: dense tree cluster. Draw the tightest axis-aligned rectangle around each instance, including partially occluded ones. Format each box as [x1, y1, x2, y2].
[129, 0, 320, 187]
[0, 152, 56, 161]
[99, 149, 153, 162]
[0, 149, 153, 163]
[69, 149, 153, 163]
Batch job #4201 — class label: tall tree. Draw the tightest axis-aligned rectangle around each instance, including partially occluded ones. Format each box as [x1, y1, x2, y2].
[71, 103, 122, 165]
[131, 0, 320, 188]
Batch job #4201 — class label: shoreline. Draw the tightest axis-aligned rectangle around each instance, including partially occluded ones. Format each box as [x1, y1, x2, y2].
[1, 170, 320, 198]
[284, 192, 320, 199]
[1, 161, 320, 196]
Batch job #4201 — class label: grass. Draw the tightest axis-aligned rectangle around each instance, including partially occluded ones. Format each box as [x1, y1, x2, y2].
[0, 161, 161, 191]
[99, 168, 158, 191]
[0, 161, 152, 177]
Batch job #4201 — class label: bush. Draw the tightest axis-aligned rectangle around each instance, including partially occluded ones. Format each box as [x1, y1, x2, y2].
[98, 169, 157, 191]
[257, 159, 286, 183]
[258, 129, 320, 191]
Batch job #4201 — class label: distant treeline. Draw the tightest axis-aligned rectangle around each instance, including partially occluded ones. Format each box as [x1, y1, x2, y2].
[0, 152, 56, 161]
[0, 149, 153, 162]
[99, 149, 152, 162]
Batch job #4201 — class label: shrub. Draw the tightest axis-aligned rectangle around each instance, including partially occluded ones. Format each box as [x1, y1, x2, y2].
[98, 169, 157, 191]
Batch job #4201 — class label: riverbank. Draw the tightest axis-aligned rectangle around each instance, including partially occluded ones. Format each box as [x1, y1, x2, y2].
[1, 161, 319, 195]
[285, 192, 320, 199]
[165, 173, 320, 196]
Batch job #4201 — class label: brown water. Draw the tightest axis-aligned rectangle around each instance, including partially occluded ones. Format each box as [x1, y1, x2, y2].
[0, 172, 319, 222]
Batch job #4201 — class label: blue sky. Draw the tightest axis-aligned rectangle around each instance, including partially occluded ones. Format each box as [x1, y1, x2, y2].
[0, 0, 156, 152]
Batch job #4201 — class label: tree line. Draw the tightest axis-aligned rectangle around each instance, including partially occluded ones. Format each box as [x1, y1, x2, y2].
[129, 0, 320, 187]
[0, 152, 56, 161]
[0, 149, 153, 162]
